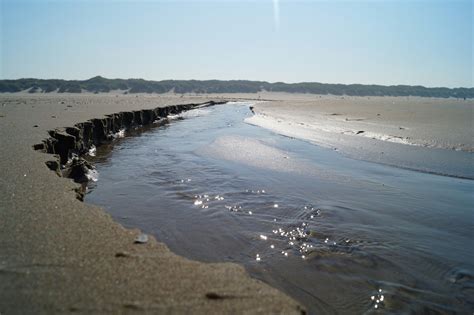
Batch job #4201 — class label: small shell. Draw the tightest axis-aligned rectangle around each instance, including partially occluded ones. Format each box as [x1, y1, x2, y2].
[134, 234, 148, 244]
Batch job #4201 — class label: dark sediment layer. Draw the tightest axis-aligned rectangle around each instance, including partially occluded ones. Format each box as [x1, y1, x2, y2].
[34, 101, 226, 200]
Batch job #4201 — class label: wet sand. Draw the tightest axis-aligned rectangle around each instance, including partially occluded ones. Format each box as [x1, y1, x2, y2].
[247, 95, 473, 178]
[85, 102, 474, 314]
[1, 92, 471, 313]
[248, 95, 473, 152]
[0, 93, 303, 314]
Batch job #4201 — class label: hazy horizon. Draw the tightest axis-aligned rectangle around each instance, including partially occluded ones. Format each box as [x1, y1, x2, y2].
[2, 74, 473, 90]
[1, 0, 472, 88]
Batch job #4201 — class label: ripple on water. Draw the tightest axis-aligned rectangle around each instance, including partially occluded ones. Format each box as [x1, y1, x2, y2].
[86, 103, 474, 314]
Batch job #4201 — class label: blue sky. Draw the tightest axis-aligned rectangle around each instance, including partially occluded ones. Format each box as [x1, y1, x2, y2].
[1, 0, 472, 87]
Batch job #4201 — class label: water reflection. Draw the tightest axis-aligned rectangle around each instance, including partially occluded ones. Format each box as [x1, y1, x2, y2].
[86, 103, 474, 314]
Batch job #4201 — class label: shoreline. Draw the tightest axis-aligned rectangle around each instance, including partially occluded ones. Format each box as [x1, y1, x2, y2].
[247, 111, 473, 153]
[0, 94, 304, 314]
[245, 112, 474, 180]
[85, 101, 474, 314]
[1, 92, 471, 312]
[35, 100, 227, 200]
[247, 97, 473, 180]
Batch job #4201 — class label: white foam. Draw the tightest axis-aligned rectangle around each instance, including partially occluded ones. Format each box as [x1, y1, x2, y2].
[88, 145, 97, 157]
[113, 129, 125, 138]
[86, 168, 99, 182]
[178, 108, 211, 118]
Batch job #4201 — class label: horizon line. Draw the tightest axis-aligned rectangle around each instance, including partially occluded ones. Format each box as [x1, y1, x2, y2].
[1, 76, 472, 90]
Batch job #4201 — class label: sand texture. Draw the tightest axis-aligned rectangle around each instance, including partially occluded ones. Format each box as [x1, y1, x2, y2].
[0, 93, 303, 314]
[245, 95, 473, 179]
[248, 95, 473, 152]
[1, 91, 471, 313]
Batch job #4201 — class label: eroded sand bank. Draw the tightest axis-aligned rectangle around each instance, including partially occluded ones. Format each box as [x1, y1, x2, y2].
[1, 92, 471, 313]
[0, 93, 303, 314]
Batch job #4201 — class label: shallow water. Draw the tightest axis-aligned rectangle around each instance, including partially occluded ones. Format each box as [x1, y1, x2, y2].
[86, 102, 473, 314]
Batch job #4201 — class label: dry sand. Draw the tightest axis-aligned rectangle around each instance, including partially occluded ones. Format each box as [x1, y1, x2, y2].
[0, 93, 303, 314]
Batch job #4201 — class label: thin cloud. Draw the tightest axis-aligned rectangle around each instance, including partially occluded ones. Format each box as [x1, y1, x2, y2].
[273, 0, 280, 31]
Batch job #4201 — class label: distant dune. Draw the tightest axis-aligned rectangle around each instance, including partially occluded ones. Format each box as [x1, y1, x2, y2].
[1, 76, 472, 98]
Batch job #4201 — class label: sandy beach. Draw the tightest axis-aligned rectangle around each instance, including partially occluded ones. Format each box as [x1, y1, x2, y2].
[81, 97, 474, 314]
[2, 0, 471, 312]
[1, 92, 472, 313]
[246, 94, 473, 178]
[0, 93, 303, 314]
[247, 94, 473, 152]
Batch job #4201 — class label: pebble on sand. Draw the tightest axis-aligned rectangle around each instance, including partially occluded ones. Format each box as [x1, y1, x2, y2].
[134, 234, 149, 244]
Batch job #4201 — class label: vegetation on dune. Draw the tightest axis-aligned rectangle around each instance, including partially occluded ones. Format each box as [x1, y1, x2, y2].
[0, 76, 472, 98]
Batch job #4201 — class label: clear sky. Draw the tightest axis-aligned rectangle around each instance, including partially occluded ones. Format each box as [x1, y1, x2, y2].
[1, 0, 472, 87]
